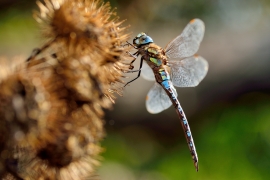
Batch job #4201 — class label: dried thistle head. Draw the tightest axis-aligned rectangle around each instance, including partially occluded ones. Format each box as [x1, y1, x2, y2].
[0, 55, 107, 179]
[34, 0, 131, 102]
[0, 57, 50, 178]
[1, 0, 132, 179]
[14, 104, 104, 180]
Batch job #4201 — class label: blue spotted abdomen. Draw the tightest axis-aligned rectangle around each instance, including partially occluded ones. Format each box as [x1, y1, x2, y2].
[158, 69, 198, 169]
[159, 68, 172, 89]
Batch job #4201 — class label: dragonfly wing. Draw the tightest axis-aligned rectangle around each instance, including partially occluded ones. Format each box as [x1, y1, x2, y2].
[146, 83, 178, 114]
[141, 62, 155, 81]
[165, 19, 205, 59]
[170, 55, 208, 87]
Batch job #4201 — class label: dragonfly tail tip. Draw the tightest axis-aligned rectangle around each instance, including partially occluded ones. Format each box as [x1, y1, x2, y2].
[195, 162, 199, 172]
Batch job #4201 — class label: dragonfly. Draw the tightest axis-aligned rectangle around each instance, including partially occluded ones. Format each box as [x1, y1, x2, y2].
[125, 19, 208, 171]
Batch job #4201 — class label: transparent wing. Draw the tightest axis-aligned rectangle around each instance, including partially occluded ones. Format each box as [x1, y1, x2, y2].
[146, 83, 178, 114]
[141, 62, 155, 81]
[169, 55, 208, 87]
[165, 19, 205, 59]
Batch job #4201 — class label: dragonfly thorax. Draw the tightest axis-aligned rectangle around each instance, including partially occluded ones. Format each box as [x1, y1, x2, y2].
[133, 32, 153, 47]
[144, 44, 168, 67]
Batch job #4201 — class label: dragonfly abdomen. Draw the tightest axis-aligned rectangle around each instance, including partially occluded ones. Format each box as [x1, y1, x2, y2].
[160, 78, 199, 171]
[174, 97, 199, 171]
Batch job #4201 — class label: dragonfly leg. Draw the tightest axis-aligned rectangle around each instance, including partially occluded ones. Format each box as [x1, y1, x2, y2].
[126, 51, 138, 60]
[123, 41, 138, 49]
[124, 57, 144, 87]
[126, 51, 139, 70]
[125, 69, 141, 73]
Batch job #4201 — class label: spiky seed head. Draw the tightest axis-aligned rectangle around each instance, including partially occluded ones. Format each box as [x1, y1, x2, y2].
[1, 0, 133, 179]
[34, 0, 131, 102]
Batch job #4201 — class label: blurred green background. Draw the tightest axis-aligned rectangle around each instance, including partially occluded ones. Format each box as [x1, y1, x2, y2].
[1, 0, 270, 179]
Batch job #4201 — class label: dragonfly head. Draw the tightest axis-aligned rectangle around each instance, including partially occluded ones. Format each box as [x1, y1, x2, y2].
[133, 32, 153, 47]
